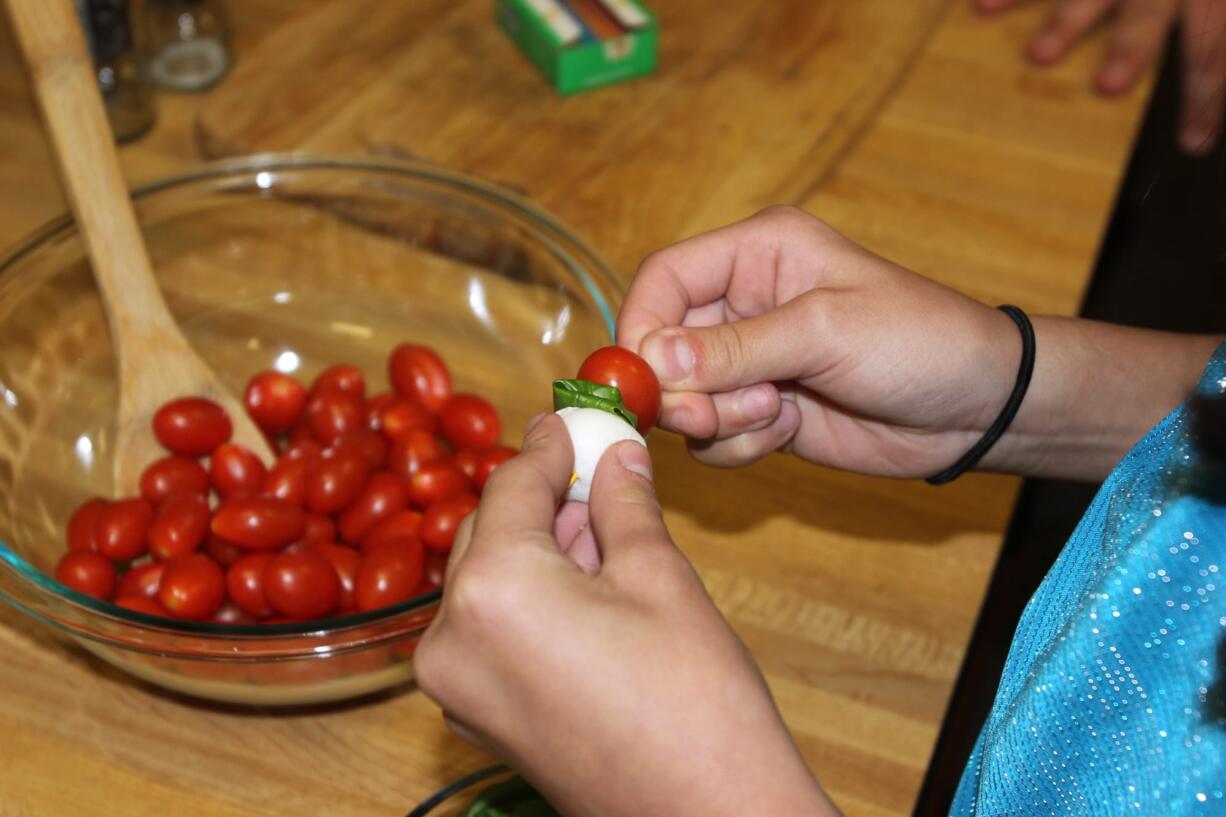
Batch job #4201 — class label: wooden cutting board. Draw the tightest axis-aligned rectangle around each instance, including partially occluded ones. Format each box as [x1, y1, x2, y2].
[196, 0, 954, 275]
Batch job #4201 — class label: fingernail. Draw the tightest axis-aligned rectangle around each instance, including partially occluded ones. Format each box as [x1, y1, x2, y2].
[617, 441, 653, 481]
[524, 412, 549, 438]
[1030, 33, 1060, 62]
[1098, 59, 1131, 93]
[777, 400, 801, 435]
[1180, 125, 1212, 155]
[642, 332, 693, 382]
[739, 386, 776, 423]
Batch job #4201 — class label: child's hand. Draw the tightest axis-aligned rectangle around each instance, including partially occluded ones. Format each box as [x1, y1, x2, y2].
[618, 207, 1020, 479]
[975, 0, 1225, 155]
[415, 414, 838, 817]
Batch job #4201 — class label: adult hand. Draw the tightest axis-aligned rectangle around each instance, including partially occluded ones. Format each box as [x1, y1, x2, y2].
[415, 414, 838, 817]
[975, 0, 1226, 155]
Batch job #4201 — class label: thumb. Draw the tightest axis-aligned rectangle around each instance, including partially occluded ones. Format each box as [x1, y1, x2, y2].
[587, 440, 672, 567]
[638, 295, 818, 394]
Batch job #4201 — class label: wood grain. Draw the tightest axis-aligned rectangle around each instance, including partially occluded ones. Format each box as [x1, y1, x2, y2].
[0, 0, 1152, 815]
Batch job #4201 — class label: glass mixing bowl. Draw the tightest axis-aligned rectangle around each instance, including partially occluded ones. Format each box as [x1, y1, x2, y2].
[0, 154, 618, 705]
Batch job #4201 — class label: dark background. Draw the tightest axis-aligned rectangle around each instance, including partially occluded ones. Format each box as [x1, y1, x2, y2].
[914, 34, 1226, 816]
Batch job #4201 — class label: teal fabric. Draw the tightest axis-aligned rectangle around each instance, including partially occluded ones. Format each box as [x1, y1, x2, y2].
[952, 341, 1226, 816]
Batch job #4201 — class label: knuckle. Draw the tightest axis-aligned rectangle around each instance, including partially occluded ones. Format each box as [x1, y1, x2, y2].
[754, 204, 811, 231]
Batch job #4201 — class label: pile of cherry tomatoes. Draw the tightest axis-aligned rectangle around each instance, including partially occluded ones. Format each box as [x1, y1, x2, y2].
[54, 343, 515, 625]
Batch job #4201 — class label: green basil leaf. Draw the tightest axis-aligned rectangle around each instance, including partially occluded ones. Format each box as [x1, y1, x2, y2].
[552, 379, 638, 429]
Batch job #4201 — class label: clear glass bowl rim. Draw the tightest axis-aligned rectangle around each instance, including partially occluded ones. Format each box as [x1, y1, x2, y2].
[0, 152, 620, 641]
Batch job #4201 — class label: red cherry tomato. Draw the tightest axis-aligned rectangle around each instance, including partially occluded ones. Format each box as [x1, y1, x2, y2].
[311, 542, 361, 612]
[148, 493, 210, 561]
[378, 397, 438, 440]
[408, 461, 471, 510]
[209, 601, 256, 625]
[66, 497, 107, 552]
[452, 447, 482, 481]
[157, 553, 225, 620]
[440, 394, 500, 450]
[244, 371, 307, 435]
[330, 430, 389, 469]
[298, 513, 337, 547]
[95, 498, 153, 561]
[263, 551, 341, 620]
[262, 456, 310, 506]
[152, 397, 233, 456]
[209, 443, 267, 498]
[226, 552, 275, 618]
[337, 471, 408, 544]
[283, 439, 323, 462]
[419, 494, 479, 553]
[303, 450, 368, 514]
[577, 346, 661, 435]
[286, 421, 316, 447]
[424, 550, 449, 589]
[389, 344, 451, 413]
[205, 534, 245, 567]
[361, 509, 423, 553]
[311, 364, 365, 400]
[211, 497, 307, 550]
[115, 595, 166, 616]
[388, 430, 446, 480]
[354, 537, 424, 612]
[55, 552, 116, 600]
[304, 388, 364, 444]
[474, 446, 517, 491]
[116, 561, 165, 599]
[139, 456, 210, 505]
[364, 392, 396, 432]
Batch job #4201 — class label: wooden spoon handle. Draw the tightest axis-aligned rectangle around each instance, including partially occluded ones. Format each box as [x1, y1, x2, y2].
[4, 0, 175, 354]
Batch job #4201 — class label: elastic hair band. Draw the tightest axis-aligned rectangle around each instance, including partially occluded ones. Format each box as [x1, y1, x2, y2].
[926, 305, 1036, 486]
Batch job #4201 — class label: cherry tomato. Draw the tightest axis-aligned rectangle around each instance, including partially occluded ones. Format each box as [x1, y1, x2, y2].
[263, 551, 341, 620]
[361, 509, 423, 553]
[419, 494, 479, 553]
[330, 430, 388, 469]
[148, 493, 210, 561]
[262, 455, 313, 507]
[474, 446, 517, 491]
[452, 447, 482, 481]
[388, 430, 446, 480]
[244, 371, 307, 435]
[66, 497, 106, 552]
[337, 471, 408, 544]
[152, 397, 233, 456]
[298, 513, 337, 547]
[354, 537, 424, 612]
[286, 421, 317, 447]
[577, 346, 661, 435]
[226, 552, 275, 618]
[55, 552, 116, 600]
[157, 553, 225, 620]
[211, 497, 306, 550]
[283, 439, 323, 462]
[408, 461, 471, 510]
[95, 498, 153, 561]
[205, 534, 245, 567]
[304, 388, 364, 445]
[364, 392, 396, 432]
[209, 443, 267, 498]
[311, 364, 365, 400]
[139, 456, 209, 505]
[115, 595, 166, 616]
[378, 397, 438, 440]
[303, 450, 368, 514]
[440, 394, 500, 450]
[311, 542, 361, 612]
[209, 601, 256, 625]
[389, 344, 451, 413]
[116, 561, 165, 599]
[424, 550, 449, 589]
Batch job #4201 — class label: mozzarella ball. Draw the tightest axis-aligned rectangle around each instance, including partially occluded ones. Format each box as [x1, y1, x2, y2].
[556, 407, 646, 503]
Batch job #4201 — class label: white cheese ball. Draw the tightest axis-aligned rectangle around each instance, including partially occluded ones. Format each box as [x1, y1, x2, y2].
[556, 407, 646, 503]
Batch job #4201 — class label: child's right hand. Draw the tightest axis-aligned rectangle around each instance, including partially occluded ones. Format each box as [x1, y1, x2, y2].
[617, 206, 1022, 479]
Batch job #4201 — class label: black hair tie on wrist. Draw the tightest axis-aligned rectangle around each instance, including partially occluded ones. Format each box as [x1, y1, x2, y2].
[926, 305, 1036, 486]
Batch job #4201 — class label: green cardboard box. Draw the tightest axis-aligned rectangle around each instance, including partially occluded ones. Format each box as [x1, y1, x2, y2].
[497, 0, 658, 95]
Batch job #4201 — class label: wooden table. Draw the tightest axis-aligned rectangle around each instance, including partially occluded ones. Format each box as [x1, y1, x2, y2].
[0, 2, 1149, 816]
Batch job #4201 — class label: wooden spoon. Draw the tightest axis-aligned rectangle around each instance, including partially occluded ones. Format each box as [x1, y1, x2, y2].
[5, 0, 273, 494]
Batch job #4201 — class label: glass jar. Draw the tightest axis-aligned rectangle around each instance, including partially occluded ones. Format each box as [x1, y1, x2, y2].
[144, 0, 231, 92]
[73, 0, 156, 143]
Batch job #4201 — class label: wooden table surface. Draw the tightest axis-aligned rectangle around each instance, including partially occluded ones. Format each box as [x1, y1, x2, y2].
[0, 2, 1150, 816]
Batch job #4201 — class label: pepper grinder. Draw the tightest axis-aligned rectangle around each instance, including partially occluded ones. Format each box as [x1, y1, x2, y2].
[73, 0, 156, 142]
[144, 0, 230, 92]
